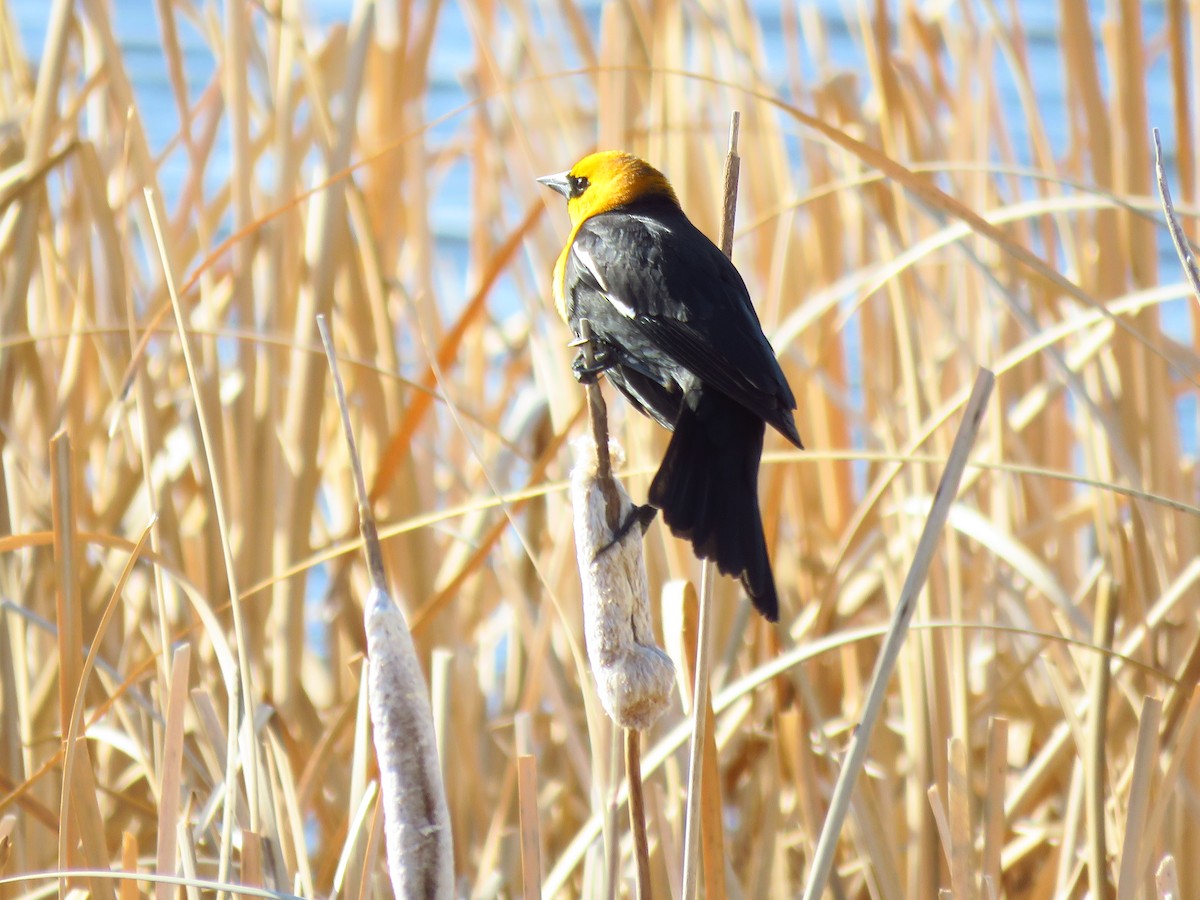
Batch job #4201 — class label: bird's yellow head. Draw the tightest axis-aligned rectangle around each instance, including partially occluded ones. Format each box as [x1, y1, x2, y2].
[538, 151, 679, 226]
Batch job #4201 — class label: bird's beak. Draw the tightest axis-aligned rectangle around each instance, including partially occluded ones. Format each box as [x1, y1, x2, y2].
[537, 171, 572, 198]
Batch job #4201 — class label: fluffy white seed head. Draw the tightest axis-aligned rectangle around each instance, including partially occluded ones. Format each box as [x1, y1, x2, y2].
[570, 435, 675, 731]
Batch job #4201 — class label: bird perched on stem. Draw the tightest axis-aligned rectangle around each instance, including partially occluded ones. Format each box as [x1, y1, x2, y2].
[539, 150, 802, 621]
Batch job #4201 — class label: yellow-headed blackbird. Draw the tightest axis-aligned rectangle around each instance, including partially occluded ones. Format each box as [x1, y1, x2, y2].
[539, 150, 802, 621]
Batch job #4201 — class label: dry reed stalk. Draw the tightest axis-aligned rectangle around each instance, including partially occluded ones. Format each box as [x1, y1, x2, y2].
[516, 754, 542, 899]
[669, 581, 725, 900]
[946, 736, 975, 900]
[927, 783, 953, 874]
[981, 717, 1008, 897]
[50, 432, 113, 900]
[239, 832, 262, 887]
[0, 0, 69, 429]
[318, 316, 454, 898]
[119, 831, 137, 900]
[62, 514, 155, 899]
[1086, 576, 1119, 897]
[624, 732, 651, 897]
[1055, 760, 1086, 897]
[803, 368, 994, 899]
[567, 401, 672, 890]
[145, 188, 263, 894]
[1154, 129, 1200, 306]
[273, 3, 374, 721]
[155, 645, 191, 900]
[1139, 687, 1200, 880]
[681, 109, 741, 900]
[48, 430, 81, 879]
[1116, 695, 1162, 900]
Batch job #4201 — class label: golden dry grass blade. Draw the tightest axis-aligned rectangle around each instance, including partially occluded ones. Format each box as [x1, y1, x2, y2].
[119, 831, 138, 900]
[60, 513, 155, 900]
[49, 430, 82, 890]
[1115, 695, 1162, 900]
[1154, 129, 1200, 306]
[804, 369, 994, 899]
[154, 645, 191, 900]
[1138, 687, 1200, 880]
[49, 431, 113, 900]
[1086, 577, 1119, 897]
[673, 582, 726, 900]
[946, 737, 975, 900]
[145, 183, 264, 872]
[516, 754, 541, 899]
[679, 112, 741, 900]
[981, 717, 1008, 895]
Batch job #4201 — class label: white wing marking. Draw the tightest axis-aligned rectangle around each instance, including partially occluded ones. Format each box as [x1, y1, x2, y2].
[573, 243, 636, 318]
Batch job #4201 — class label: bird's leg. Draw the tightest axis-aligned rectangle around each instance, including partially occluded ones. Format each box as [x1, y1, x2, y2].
[594, 504, 658, 559]
[569, 334, 618, 384]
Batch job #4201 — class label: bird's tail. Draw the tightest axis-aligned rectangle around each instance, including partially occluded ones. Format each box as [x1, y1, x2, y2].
[648, 390, 779, 621]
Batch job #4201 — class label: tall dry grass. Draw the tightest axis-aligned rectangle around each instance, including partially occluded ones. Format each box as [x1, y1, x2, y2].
[1, 0, 1198, 897]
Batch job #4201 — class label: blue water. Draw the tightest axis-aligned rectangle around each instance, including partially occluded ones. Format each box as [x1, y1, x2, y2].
[11, 2, 1181, 216]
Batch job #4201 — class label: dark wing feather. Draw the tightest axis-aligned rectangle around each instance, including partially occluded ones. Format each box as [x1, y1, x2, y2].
[565, 197, 801, 446]
[605, 367, 682, 431]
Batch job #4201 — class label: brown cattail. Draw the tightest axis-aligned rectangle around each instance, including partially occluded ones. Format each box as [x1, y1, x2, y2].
[365, 584, 455, 899]
[570, 435, 674, 731]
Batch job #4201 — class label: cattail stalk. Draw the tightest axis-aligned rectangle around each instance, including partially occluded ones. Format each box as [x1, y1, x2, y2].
[318, 315, 454, 899]
[572, 319, 673, 897]
[802, 369, 994, 900]
[682, 110, 741, 900]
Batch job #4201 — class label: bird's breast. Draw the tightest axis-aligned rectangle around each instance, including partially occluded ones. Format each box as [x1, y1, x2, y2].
[551, 245, 571, 324]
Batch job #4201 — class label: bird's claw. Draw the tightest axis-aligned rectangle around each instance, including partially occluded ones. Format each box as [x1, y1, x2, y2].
[571, 341, 617, 384]
[594, 504, 658, 559]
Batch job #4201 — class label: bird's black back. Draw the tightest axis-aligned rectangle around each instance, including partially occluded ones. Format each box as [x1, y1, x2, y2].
[563, 196, 801, 447]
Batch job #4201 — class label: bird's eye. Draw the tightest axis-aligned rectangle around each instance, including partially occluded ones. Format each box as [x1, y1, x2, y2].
[568, 175, 589, 198]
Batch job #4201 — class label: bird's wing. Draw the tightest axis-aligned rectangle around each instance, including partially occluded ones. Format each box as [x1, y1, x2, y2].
[568, 206, 798, 427]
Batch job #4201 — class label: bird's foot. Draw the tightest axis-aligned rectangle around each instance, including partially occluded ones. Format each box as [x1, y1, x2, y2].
[595, 504, 658, 559]
[569, 337, 617, 384]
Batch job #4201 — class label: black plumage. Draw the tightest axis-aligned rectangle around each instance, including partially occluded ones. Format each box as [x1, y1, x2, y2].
[563, 198, 800, 620]
[542, 153, 802, 621]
